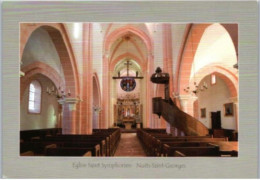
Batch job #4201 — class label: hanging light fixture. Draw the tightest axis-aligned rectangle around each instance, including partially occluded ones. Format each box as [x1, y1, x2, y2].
[46, 60, 71, 100]
[183, 25, 208, 95]
[46, 84, 71, 100]
[183, 25, 198, 95]
[93, 105, 102, 112]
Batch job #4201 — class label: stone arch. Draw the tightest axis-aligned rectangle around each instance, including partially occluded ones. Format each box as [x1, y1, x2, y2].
[104, 24, 153, 53]
[110, 37, 146, 62]
[110, 52, 145, 72]
[192, 65, 238, 98]
[21, 61, 64, 101]
[102, 25, 154, 128]
[177, 23, 238, 95]
[20, 23, 80, 97]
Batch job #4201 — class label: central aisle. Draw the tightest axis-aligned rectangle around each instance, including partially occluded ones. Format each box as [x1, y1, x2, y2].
[114, 133, 147, 157]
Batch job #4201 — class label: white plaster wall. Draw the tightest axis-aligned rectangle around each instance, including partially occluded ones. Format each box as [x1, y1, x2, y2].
[21, 28, 65, 80]
[20, 75, 59, 130]
[190, 23, 237, 81]
[197, 75, 236, 130]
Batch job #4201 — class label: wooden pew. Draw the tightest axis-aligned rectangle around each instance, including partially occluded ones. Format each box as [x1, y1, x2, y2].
[163, 144, 220, 157]
[174, 151, 186, 157]
[20, 128, 121, 157]
[45, 147, 98, 156]
[45, 143, 101, 156]
[137, 129, 225, 156]
[83, 151, 92, 157]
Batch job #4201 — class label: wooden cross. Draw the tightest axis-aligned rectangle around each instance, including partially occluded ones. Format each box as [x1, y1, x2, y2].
[112, 59, 143, 79]
[124, 60, 132, 77]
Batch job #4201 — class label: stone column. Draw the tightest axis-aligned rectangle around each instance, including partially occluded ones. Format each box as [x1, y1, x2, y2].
[171, 94, 197, 137]
[80, 23, 93, 134]
[101, 52, 109, 129]
[58, 98, 81, 134]
[178, 94, 198, 115]
[146, 52, 154, 128]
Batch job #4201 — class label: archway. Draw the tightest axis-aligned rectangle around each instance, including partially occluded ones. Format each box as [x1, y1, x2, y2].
[20, 23, 80, 134]
[102, 25, 153, 129]
[20, 73, 61, 131]
[177, 23, 238, 118]
[177, 23, 238, 96]
[21, 62, 65, 101]
[20, 23, 79, 97]
[112, 58, 143, 129]
[195, 72, 238, 130]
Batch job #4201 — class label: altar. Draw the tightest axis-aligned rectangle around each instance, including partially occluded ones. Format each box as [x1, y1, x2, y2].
[123, 117, 135, 129]
[114, 96, 142, 129]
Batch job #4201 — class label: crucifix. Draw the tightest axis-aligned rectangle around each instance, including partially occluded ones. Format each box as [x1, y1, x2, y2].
[124, 59, 132, 77]
[112, 59, 143, 79]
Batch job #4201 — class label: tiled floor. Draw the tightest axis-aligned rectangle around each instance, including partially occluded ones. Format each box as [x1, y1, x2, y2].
[114, 133, 147, 157]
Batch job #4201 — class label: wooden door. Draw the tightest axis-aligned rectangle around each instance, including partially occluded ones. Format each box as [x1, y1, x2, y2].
[211, 111, 221, 129]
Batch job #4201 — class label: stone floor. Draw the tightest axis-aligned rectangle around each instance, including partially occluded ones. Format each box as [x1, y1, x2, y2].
[114, 133, 147, 157]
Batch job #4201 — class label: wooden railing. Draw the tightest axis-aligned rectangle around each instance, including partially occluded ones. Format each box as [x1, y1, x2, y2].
[153, 97, 209, 136]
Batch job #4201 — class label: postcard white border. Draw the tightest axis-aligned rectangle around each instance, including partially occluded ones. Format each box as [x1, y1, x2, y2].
[2, 1, 259, 178]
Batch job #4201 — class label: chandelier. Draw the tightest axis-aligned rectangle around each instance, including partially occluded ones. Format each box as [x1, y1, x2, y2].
[46, 86, 71, 100]
[184, 81, 208, 95]
[93, 105, 102, 112]
[183, 25, 208, 95]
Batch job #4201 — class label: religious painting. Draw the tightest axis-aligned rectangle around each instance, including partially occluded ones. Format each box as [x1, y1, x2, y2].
[201, 108, 206, 118]
[120, 77, 136, 92]
[224, 103, 234, 116]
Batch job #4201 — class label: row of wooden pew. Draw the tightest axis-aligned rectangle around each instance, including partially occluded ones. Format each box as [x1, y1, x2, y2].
[20, 128, 121, 157]
[20, 128, 62, 142]
[137, 129, 238, 157]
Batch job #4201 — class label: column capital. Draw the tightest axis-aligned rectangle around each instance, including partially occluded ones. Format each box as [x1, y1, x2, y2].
[58, 97, 81, 105]
[58, 98, 81, 111]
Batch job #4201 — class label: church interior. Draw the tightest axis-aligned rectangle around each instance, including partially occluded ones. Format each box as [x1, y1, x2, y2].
[20, 23, 238, 157]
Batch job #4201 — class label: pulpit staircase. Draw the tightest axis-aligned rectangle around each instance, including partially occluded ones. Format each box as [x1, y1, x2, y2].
[151, 67, 209, 136]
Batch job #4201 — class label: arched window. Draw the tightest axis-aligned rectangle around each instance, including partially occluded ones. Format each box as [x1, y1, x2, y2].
[28, 80, 42, 113]
[211, 74, 216, 85]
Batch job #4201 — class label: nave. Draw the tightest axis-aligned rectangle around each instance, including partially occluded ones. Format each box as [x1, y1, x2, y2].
[20, 22, 239, 157]
[114, 133, 146, 157]
[20, 128, 238, 157]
